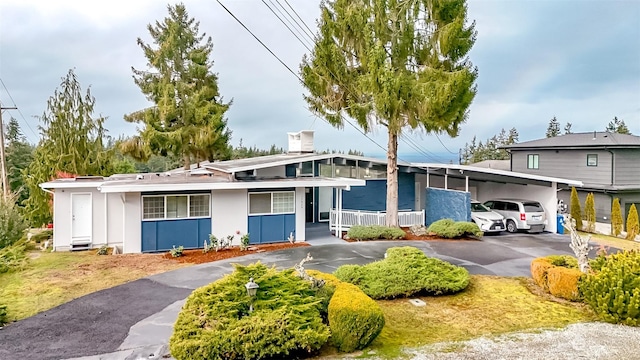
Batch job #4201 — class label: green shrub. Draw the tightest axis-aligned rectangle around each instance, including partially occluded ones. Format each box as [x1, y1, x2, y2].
[328, 282, 385, 352]
[169, 245, 184, 257]
[96, 244, 109, 255]
[0, 240, 28, 273]
[306, 270, 341, 321]
[170, 263, 330, 360]
[0, 304, 7, 326]
[427, 219, 483, 238]
[346, 225, 405, 241]
[570, 187, 583, 230]
[545, 255, 578, 269]
[579, 251, 640, 325]
[30, 229, 53, 243]
[626, 204, 639, 240]
[584, 193, 596, 233]
[334, 246, 470, 299]
[0, 196, 28, 250]
[611, 198, 623, 237]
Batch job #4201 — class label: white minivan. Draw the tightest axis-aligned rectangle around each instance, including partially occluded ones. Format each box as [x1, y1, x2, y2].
[482, 199, 547, 233]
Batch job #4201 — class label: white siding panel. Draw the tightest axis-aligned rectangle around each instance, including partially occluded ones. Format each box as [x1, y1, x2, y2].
[256, 165, 285, 177]
[295, 187, 305, 241]
[106, 193, 124, 249]
[211, 189, 248, 245]
[53, 190, 71, 250]
[122, 193, 141, 254]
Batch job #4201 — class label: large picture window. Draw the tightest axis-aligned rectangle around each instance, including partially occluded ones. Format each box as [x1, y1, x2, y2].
[142, 194, 210, 220]
[249, 191, 295, 215]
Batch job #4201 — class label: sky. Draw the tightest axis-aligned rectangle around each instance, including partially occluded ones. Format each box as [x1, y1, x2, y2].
[1, 0, 639, 164]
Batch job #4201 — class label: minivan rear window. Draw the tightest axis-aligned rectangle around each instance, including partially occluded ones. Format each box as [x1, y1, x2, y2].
[524, 202, 543, 212]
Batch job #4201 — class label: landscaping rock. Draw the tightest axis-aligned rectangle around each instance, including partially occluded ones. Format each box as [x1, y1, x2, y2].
[410, 225, 429, 236]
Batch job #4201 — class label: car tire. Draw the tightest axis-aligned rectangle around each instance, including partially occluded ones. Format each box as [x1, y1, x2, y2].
[506, 220, 517, 233]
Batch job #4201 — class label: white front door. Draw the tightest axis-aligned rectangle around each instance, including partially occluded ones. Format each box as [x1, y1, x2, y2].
[71, 193, 92, 244]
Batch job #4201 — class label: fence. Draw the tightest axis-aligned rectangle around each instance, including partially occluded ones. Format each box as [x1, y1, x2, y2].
[329, 209, 425, 230]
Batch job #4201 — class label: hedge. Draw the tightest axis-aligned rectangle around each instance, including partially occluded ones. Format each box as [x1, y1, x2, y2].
[328, 282, 385, 352]
[346, 225, 405, 241]
[170, 263, 330, 360]
[530, 258, 555, 292]
[427, 219, 483, 238]
[531, 255, 582, 301]
[334, 246, 470, 299]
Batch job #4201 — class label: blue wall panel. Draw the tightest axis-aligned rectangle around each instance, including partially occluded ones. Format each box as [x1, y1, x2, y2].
[342, 173, 415, 211]
[248, 214, 296, 244]
[141, 218, 211, 252]
[424, 188, 471, 226]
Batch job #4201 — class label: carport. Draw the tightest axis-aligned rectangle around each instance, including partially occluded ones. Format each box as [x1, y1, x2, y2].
[412, 163, 584, 233]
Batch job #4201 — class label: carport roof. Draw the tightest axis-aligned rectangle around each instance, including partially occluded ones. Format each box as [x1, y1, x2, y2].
[413, 163, 583, 187]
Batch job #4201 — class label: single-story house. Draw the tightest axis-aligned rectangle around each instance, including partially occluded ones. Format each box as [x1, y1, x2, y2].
[41, 131, 583, 253]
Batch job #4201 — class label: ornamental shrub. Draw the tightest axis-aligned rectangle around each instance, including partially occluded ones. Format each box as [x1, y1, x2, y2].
[0, 304, 8, 326]
[427, 219, 483, 238]
[547, 266, 583, 301]
[346, 225, 405, 241]
[611, 198, 623, 237]
[570, 187, 583, 230]
[0, 196, 27, 250]
[170, 263, 330, 360]
[530, 257, 554, 291]
[579, 251, 640, 326]
[0, 240, 28, 274]
[306, 269, 342, 321]
[328, 282, 385, 352]
[626, 204, 639, 240]
[584, 193, 596, 233]
[334, 246, 469, 299]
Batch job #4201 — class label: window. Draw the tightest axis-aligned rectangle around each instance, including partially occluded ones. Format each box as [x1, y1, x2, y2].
[587, 154, 598, 167]
[527, 154, 539, 169]
[142, 194, 210, 220]
[249, 191, 295, 215]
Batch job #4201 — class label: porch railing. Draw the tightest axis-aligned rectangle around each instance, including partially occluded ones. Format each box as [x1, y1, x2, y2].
[329, 209, 425, 230]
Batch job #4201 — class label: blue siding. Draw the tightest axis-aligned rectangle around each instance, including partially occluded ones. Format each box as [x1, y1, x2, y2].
[248, 214, 296, 244]
[285, 164, 296, 177]
[342, 173, 415, 211]
[424, 188, 471, 226]
[141, 218, 211, 252]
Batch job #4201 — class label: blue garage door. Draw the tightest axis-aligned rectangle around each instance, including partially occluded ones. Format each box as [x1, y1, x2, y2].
[142, 218, 211, 252]
[248, 214, 295, 244]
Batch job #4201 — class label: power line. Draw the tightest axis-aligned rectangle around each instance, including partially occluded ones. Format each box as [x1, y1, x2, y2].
[215, 0, 389, 155]
[0, 77, 39, 141]
[263, 0, 314, 51]
[281, 0, 316, 40]
[434, 133, 457, 154]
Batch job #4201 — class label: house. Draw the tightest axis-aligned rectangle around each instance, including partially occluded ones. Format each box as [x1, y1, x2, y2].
[502, 131, 640, 224]
[40, 131, 583, 253]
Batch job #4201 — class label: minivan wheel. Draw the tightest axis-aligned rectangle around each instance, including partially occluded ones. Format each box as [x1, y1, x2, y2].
[506, 220, 517, 233]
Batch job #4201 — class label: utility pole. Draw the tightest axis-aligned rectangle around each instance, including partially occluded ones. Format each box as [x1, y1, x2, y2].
[0, 105, 16, 200]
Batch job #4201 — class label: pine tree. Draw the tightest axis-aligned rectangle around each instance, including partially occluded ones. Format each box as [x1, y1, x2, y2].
[611, 198, 623, 237]
[546, 116, 561, 137]
[564, 122, 573, 134]
[4, 117, 34, 205]
[570, 187, 583, 230]
[301, 0, 477, 226]
[121, 3, 232, 170]
[626, 204, 639, 240]
[584, 193, 596, 233]
[606, 117, 631, 135]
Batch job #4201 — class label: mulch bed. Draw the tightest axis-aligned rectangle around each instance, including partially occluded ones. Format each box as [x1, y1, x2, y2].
[344, 227, 478, 242]
[163, 242, 310, 264]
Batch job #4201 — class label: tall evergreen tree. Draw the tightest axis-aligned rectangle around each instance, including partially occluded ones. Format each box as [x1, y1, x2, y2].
[570, 187, 583, 230]
[584, 192, 596, 233]
[23, 69, 113, 226]
[461, 127, 517, 164]
[121, 3, 232, 170]
[301, 0, 477, 226]
[611, 198, 623, 237]
[564, 122, 573, 134]
[605, 116, 631, 135]
[4, 117, 34, 205]
[546, 116, 561, 138]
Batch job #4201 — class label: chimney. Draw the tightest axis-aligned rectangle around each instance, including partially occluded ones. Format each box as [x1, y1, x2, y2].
[287, 130, 315, 153]
[592, 131, 596, 140]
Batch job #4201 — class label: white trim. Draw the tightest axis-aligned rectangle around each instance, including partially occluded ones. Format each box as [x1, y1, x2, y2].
[41, 181, 102, 189]
[141, 193, 211, 221]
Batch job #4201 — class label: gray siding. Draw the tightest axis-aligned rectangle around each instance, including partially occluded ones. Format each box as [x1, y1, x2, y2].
[613, 149, 640, 185]
[558, 190, 613, 223]
[511, 149, 612, 185]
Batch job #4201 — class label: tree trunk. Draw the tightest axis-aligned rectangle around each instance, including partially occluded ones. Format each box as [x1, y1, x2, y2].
[183, 154, 191, 171]
[386, 131, 399, 227]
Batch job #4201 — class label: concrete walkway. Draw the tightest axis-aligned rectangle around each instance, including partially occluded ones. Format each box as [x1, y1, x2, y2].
[0, 233, 584, 360]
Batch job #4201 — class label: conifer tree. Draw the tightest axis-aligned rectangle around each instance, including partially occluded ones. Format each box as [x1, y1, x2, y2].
[611, 198, 623, 237]
[626, 204, 639, 240]
[584, 193, 596, 233]
[301, 0, 478, 226]
[546, 116, 561, 137]
[570, 187, 583, 230]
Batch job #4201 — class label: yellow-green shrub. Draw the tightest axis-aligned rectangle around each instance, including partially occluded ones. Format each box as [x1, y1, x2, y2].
[328, 282, 385, 353]
[611, 198, 623, 237]
[626, 204, 639, 240]
[530, 257, 554, 291]
[547, 266, 583, 301]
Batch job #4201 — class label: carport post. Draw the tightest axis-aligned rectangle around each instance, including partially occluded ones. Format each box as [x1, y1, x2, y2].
[465, 176, 469, 192]
[336, 188, 343, 239]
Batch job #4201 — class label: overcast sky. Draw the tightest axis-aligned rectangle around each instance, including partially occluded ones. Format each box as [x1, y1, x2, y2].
[1, 0, 639, 163]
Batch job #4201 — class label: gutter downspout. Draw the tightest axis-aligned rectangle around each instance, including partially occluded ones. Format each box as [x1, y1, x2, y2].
[104, 193, 108, 248]
[605, 148, 614, 186]
[120, 194, 126, 254]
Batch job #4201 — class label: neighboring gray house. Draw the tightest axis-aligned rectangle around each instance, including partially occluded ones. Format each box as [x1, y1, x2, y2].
[503, 131, 640, 223]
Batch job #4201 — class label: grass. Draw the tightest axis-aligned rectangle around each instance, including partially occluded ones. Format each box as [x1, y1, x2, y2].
[580, 231, 640, 251]
[0, 250, 189, 322]
[358, 275, 595, 358]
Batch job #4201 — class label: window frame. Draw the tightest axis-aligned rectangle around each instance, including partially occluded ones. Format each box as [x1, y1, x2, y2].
[587, 154, 598, 167]
[142, 193, 211, 221]
[527, 154, 540, 169]
[248, 191, 295, 216]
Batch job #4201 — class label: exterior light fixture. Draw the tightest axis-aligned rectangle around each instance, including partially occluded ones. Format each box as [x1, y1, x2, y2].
[245, 277, 259, 312]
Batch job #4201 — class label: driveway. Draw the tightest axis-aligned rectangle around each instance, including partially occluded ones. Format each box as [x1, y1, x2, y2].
[0, 233, 583, 360]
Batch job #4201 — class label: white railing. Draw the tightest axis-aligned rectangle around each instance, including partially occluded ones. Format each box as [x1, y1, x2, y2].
[330, 209, 425, 230]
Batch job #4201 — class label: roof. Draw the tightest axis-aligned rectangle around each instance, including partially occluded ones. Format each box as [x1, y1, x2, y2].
[502, 132, 640, 150]
[413, 163, 583, 187]
[469, 159, 510, 171]
[204, 152, 409, 173]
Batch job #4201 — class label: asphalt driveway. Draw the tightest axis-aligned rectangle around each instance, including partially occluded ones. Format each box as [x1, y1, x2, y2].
[0, 232, 585, 360]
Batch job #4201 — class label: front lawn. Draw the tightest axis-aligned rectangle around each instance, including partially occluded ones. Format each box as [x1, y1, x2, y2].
[0, 250, 189, 322]
[582, 232, 640, 251]
[357, 275, 595, 358]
